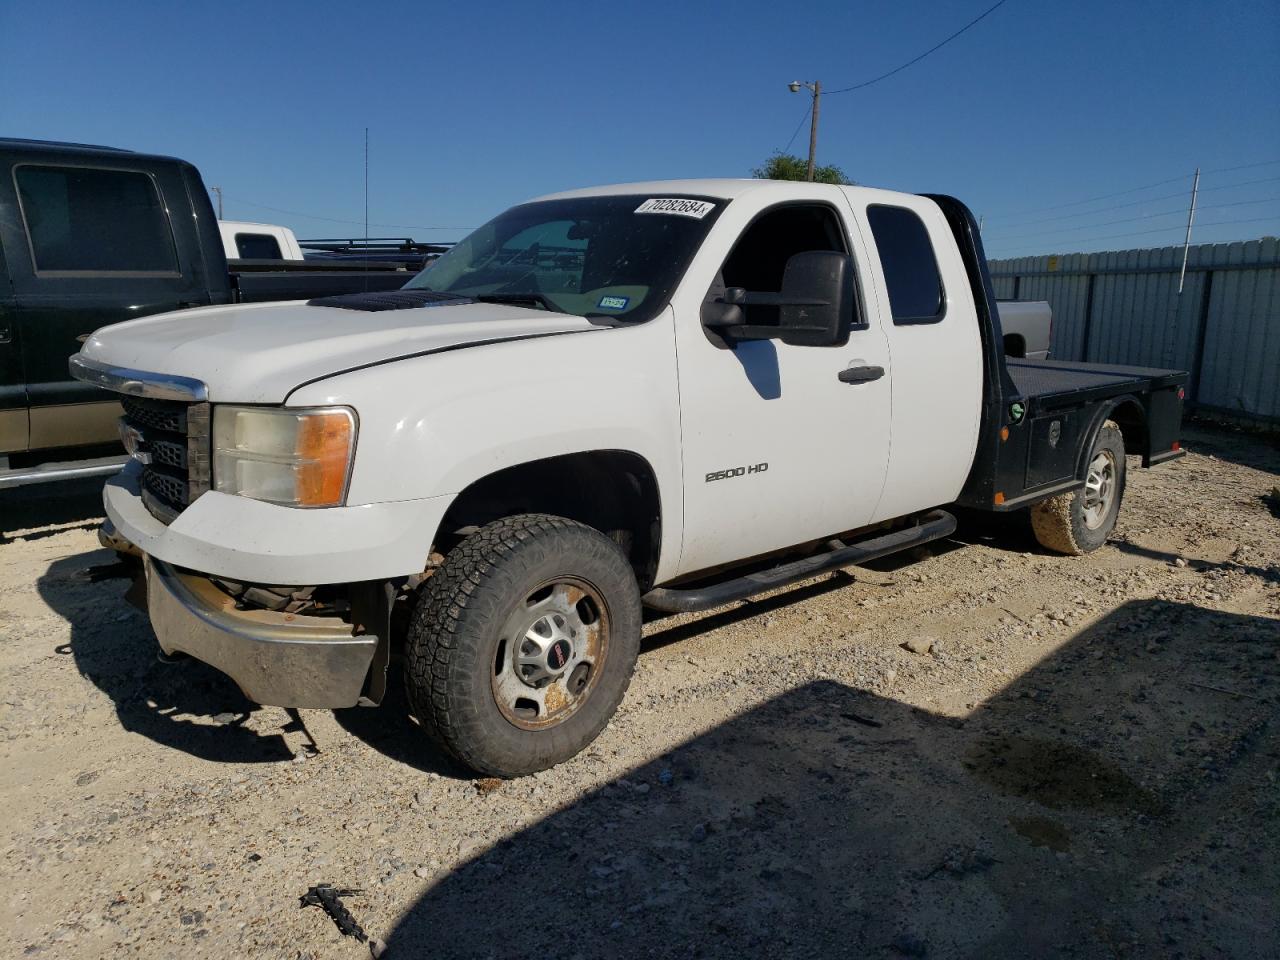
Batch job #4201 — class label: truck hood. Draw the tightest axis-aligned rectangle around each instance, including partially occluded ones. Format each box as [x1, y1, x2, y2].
[78, 299, 601, 403]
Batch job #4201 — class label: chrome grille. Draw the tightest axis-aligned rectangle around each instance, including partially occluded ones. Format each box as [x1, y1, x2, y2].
[119, 396, 210, 524]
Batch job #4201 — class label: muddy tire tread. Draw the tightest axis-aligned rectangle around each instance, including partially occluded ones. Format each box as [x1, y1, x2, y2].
[404, 513, 639, 777]
[1030, 420, 1125, 556]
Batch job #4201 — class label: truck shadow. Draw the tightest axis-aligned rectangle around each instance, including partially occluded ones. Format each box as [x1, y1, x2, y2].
[37, 552, 296, 763]
[0, 476, 106, 544]
[384, 598, 1279, 959]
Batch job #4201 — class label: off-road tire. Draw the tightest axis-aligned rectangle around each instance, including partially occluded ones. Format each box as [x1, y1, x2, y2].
[1031, 420, 1126, 555]
[404, 514, 642, 778]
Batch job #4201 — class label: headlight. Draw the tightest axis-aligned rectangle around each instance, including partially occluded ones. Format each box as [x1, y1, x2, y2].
[212, 406, 356, 507]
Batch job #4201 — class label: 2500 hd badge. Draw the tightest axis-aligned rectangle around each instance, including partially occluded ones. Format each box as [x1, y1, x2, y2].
[706, 462, 769, 483]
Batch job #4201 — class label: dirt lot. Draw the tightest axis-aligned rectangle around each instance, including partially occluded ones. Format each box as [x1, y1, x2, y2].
[1, 422, 1277, 960]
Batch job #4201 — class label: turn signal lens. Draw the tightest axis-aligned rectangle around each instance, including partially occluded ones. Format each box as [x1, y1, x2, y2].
[993, 492, 1006, 505]
[212, 406, 357, 507]
[296, 413, 355, 506]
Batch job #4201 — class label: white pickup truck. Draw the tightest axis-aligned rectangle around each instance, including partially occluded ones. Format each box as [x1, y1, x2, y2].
[996, 299, 1052, 360]
[71, 179, 1187, 777]
[217, 220, 305, 261]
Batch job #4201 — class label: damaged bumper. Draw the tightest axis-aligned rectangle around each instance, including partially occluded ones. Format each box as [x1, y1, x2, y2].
[146, 557, 377, 708]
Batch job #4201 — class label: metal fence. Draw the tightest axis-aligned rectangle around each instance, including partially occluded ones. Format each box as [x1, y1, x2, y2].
[987, 237, 1280, 422]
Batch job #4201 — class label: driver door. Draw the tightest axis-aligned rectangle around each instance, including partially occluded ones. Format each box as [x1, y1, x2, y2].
[673, 201, 893, 577]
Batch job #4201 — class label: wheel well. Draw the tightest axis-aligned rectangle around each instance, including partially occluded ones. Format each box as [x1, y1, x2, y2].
[1003, 333, 1026, 358]
[437, 451, 662, 588]
[1106, 399, 1148, 457]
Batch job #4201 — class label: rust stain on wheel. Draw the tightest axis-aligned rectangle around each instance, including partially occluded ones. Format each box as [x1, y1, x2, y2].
[491, 577, 610, 731]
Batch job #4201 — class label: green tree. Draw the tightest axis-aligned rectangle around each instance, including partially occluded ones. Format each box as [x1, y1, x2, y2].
[752, 152, 852, 185]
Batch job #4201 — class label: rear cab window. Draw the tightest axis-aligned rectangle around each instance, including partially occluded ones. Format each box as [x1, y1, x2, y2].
[866, 204, 945, 325]
[234, 233, 283, 259]
[13, 165, 179, 275]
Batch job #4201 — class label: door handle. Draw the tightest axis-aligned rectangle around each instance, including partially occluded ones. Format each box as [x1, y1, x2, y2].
[838, 365, 885, 384]
[0, 326, 11, 345]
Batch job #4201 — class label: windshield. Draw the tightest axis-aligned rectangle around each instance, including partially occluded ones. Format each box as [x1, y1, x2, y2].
[405, 194, 725, 323]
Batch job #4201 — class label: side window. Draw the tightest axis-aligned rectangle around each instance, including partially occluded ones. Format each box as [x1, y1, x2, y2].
[234, 233, 283, 259]
[14, 165, 179, 275]
[866, 205, 944, 325]
[712, 203, 853, 329]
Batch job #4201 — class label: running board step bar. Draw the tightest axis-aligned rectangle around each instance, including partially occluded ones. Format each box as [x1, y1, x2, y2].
[0, 455, 128, 490]
[642, 509, 957, 614]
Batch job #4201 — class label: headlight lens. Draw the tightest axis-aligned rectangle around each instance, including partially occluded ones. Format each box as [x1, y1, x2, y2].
[212, 406, 356, 507]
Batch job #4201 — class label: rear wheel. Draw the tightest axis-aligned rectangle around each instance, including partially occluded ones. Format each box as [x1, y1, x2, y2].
[404, 514, 642, 777]
[1030, 420, 1126, 555]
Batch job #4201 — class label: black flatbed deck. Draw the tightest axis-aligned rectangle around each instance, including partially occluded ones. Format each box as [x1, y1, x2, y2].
[1007, 358, 1186, 406]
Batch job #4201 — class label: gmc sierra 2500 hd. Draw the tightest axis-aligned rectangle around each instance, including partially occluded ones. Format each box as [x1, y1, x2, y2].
[71, 179, 1187, 777]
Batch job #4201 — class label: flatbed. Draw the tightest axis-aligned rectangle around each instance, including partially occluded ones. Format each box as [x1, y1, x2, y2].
[1007, 358, 1187, 406]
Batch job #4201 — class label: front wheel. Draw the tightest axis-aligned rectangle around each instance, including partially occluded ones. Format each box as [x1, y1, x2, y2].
[1030, 420, 1126, 555]
[404, 514, 642, 778]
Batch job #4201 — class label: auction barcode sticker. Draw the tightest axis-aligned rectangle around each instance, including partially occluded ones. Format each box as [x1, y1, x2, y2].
[634, 198, 716, 219]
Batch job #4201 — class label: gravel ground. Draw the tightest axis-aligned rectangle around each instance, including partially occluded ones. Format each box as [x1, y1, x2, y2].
[1, 422, 1277, 960]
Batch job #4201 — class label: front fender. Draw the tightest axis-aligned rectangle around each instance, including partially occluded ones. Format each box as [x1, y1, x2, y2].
[288, 313, 685, 581]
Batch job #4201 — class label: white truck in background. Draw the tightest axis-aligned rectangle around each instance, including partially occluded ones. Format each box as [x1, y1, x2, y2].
[72, 179, 1187, 778]
[217, 220, 304, 261]
[997, 299, 1052, 359]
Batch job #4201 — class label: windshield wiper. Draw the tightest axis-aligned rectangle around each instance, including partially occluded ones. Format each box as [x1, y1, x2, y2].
[474, 293, 557, 312]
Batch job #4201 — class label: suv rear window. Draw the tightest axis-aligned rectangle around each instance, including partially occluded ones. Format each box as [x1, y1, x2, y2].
[866, 205, 944, 324]
[14, 165, 179, 275]
[234, 233, 283, 259]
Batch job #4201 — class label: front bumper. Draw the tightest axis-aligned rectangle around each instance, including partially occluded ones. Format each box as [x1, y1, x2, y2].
[105, 461, 453, 585]
[146, 557, 377, 708]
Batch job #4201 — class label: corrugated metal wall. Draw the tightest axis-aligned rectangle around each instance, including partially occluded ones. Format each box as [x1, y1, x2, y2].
[988, 238, 1280, 422]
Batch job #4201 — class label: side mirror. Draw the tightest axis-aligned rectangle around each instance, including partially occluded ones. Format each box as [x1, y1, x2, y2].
[700, 251, 855, 347]
[775, 250, 855, 347]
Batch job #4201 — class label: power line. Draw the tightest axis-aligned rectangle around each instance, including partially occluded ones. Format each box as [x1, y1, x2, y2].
[826, 0, 1012, 95]
[1203, 158, 1280, 175]
[1198, 173, 1280, 193]
[985, 215, 1280, 255]
[992, 173, 1194, 218]
[222, 194, 474, 232]
[988, 187, 1194, 229]
[987, 195, 1280, 242]
[986, 159, 1280, 220]
[780, 104, 812, 155]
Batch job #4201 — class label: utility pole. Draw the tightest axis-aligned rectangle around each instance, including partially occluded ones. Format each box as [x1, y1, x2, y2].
[211, 185, 223, 219]
[788, 80, 822, 181]
[806, 80, 821, 182]
[1177, 167, 1200, 295]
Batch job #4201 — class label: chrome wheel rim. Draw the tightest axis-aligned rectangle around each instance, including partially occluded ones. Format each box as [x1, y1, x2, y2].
[1082, 450, 1117, 530]
[492, 578, 609, 730]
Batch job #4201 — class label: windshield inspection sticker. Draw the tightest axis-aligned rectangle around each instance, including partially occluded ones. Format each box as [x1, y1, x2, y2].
[635, 198, 716, 219]
[597, 295, 630, 310]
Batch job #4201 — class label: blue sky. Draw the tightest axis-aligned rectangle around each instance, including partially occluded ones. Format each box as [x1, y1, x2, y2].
[2, 0, 1277, 258]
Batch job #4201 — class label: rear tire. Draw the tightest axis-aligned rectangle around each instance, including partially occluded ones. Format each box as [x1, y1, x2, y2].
[1030, 420, 1126, 555]
[404, 514, 642, 778]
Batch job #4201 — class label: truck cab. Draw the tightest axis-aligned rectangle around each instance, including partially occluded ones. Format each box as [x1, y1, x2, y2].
[0, 139, 415, 488]
[71, 178, 1187, 778]
[0, 139, 225, 460]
